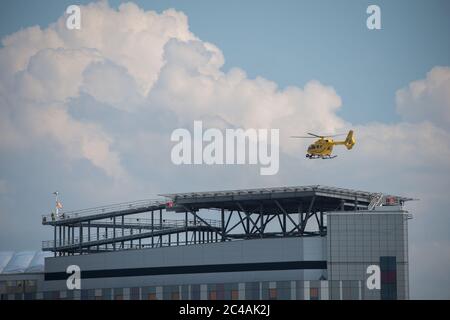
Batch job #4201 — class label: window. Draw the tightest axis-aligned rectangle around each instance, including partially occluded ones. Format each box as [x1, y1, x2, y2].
[26, 280, 36, 287]
[130, 287, 140, 300]
[231, 290, 239, 300]
[380, 256, 397, 300]
[114, 294, 123, 300]
[217, 284, 225, 300]
[171, 292, 180, 300]
[310, 287, 319, 300]
[102, 289, 112, 300]
[6, 280, 24, 294]
[209, 291, 217, 300]
[147, 293, 157, 300]
[0, 282, 6, 294]
[191, 285, 201, 300]
[269, 288, 277, 300]
[25, 280, 37, 293]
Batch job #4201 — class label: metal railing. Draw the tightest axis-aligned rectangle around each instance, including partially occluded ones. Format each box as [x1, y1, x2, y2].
[368, 193, 384, 210]
[42, 218, 221, 249]
[81, 217, 183, 228]
[42, 199, 167, 222]
[83, 218, 221, 229]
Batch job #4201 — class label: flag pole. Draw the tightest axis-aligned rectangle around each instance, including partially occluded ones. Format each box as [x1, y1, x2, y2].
[53, 191, 59, 217]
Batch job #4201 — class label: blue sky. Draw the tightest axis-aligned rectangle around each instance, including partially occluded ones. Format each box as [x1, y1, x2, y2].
[2, 0, 450, 124]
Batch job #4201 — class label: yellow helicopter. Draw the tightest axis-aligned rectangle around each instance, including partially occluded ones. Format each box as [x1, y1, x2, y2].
[291, 130, 355, 159]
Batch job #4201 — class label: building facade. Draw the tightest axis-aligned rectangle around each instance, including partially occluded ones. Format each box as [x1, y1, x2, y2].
[0, 186, 412, 300]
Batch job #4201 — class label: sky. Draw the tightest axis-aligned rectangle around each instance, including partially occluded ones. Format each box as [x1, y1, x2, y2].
[0, 0, 449, 299]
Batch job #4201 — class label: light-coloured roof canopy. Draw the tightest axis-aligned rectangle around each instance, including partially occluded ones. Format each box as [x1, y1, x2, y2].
[0, 251, 52, 274]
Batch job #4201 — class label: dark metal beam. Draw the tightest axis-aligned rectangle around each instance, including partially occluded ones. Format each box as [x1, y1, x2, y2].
[274, 200, 302, 235]
[221, 207, 225, 242]
[236, 203, 262, 235]
[224, 210, 233, 232]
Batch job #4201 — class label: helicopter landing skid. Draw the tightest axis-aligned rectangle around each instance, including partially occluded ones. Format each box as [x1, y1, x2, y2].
[306, 154, 337, 159]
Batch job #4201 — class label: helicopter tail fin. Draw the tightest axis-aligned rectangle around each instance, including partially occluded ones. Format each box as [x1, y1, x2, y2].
[344, 130, 355, 150]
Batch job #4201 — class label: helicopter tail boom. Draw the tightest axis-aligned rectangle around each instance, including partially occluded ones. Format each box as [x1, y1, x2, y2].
[333, 130, 355, 149]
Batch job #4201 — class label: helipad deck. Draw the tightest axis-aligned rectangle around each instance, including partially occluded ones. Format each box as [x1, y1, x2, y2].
[42, 185, 412, 256]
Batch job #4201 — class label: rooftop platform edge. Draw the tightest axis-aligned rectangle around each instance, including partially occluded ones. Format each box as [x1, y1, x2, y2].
[159, 185, 413, 202]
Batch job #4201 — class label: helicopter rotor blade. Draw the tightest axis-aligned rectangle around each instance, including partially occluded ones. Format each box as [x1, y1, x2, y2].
[290, 136, 317, 139]
[307, 133, 323, 138]
[307, 132, 347, 138]
[291, 132, 347, 139]
[326, 133, 347, 137]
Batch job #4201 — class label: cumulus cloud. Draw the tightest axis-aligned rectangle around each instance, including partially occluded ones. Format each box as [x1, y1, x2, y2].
[1, 0, 449, 206]
[396, 66, 450, 129]
[355, 121, 450, 169]
[0, 1, 349, 178]
[0, 1, 199, 179]
[151, 38, 347, 155]
[81, 60, 143, 111]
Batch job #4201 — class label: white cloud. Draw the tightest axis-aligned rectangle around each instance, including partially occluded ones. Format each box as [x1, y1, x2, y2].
[52, 1, 197, 95]
[396, 66, 450, 129]
[151, 38, 347, 153]
[354, 121, 450, 169]
[81, 60, 143, 111]
[0, 1, 348, 178]
[0, 2, 199, 179]
[17, 48, 101, 102]
[1, 1, 449, 197]
[32, 106, 126, 179]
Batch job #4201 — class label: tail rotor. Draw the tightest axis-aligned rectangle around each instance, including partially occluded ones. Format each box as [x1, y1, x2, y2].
[344, 130, 355, 150]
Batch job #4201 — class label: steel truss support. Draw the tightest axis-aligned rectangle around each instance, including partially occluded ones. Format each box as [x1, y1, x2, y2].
[45, 194, 330, 256]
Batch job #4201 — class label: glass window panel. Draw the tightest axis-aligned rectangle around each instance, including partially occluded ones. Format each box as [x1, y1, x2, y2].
[209, 291, 217, 300]
[269, 288, 277, 300]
